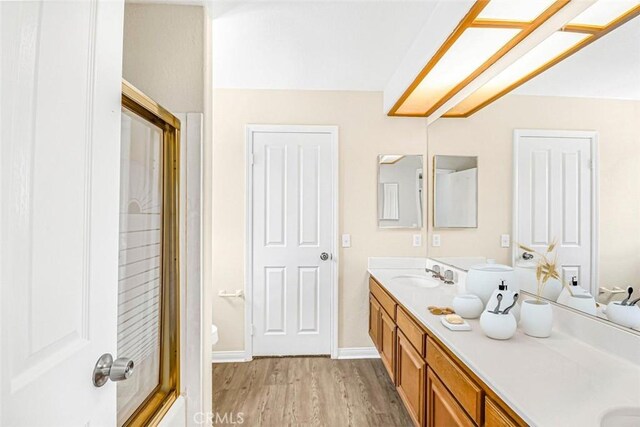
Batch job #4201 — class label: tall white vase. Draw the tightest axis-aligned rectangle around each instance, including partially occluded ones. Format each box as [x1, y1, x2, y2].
[520, 299, 553, 338]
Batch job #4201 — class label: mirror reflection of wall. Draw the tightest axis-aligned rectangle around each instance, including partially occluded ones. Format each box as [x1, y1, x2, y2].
[378, 155, 424, 229]
[434, 155, 478, 228]
[426, 15, 640, 331]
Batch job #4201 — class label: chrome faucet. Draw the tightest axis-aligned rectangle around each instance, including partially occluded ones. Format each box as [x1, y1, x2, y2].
[598, 286, 626, 304]
[443, 269, 455, 285]
[426, 265, 443, 280]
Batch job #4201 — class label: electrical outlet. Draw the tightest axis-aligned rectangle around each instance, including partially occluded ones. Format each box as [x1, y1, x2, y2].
[412, 234, 422, 247]
[432, 234, 441, 247]
[341, 234, 351, 248]
[501, 234, 510, 248]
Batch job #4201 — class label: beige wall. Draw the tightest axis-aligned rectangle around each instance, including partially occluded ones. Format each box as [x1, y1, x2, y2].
[123, 4, 204, 112]
[427, 94, 640, 286]
[212, 89, 428, 351]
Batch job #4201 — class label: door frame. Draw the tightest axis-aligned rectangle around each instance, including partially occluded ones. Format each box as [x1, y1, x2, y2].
[244, 124, 339, 359]
[512, 129, 599, 295]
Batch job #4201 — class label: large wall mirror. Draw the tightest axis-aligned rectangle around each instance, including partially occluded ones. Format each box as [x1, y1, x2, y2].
[426, 14, 640, 334]
[378, 154, 424, 229]
[434, 155, 478, 228]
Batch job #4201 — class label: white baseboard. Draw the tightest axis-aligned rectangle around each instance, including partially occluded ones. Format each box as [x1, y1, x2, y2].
[336, 347, 380, 359]
[211, 350, 251, 363]
[212, 348, 380, 362]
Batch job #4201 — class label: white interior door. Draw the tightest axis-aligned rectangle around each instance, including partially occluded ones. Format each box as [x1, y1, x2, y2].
[250, 126, 336, 356]
[1, 1, 124, 425]
[515, 130, 596, 293]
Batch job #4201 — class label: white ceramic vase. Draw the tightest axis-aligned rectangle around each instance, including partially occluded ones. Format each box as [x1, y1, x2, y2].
[479, 311, 517, 340]
[452, 294, 484, 319]
[466, 264, 516, 306]
[606, 302, 640, 329]
[540, 278, 563, 301]
[520, 299, 553, 338]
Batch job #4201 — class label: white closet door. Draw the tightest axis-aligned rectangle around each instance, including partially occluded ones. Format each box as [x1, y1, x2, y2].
[251, 127, 335, 356]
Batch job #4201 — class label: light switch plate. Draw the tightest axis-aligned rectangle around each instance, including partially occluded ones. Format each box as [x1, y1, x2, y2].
[412, 234, 422, 247]
[342, 234, 351, 248]
[501, 234, 510, 248]
[432, 234, 441, 247]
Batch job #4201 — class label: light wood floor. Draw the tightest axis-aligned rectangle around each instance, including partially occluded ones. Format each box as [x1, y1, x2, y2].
[213, 357, 412, 426]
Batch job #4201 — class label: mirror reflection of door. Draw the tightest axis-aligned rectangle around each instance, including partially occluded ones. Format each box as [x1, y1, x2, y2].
[514, 130, 595, 296]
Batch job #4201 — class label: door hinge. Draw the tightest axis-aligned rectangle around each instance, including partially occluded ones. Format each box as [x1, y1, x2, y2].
[251, 324, 255, 336]
[588, 159, 593, 169]
[249, 154, 254, 165]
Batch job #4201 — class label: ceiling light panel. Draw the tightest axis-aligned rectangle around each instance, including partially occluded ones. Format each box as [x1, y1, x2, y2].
[396, 27, 521, 115]
[568, 0, 640, 27]
[445, 31, 591, 116]
[477, 0, 558, 22]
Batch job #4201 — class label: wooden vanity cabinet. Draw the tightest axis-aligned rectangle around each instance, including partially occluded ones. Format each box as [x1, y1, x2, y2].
[379, 308, 396, 381]
[397, 330, 426, 427]
[369, 295, 381, 351]
[427, 368, 474, 427]
[368, 276, 528, 427]
[485, 398, 519, 427]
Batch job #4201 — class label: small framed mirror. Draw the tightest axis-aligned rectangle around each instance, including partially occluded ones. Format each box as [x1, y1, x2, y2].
[434, 155, 478, 228]
[377, 155, 424, 229]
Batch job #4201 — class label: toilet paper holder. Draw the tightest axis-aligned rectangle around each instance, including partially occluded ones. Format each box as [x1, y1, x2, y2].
[218, 289, 245, 298]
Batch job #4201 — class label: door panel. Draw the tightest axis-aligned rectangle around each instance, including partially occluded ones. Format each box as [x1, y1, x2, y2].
[252, 128, 335, 356]
[426, 368, 474, 427]
[369, 295, 381, 350]
[396, 331, 426, 427]
[516, 133, 593, 292]
[380, 309, 396, 382]
[1, 1, 124, 425]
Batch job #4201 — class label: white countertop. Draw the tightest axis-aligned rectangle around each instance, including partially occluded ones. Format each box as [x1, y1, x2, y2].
[369, 268, 640, 427]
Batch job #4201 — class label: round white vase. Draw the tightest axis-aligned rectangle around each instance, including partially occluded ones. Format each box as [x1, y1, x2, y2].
[452, 294, 484, 319]
[479, 311, 517, 340]
[520, 299, 553, 338]
[606, 302, 640, 329]
[540, 278, 563, 301]
[466, 264, 516, 306]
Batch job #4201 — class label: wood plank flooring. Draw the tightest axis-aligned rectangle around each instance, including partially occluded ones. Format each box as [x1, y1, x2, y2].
[213, 357, 412, 426]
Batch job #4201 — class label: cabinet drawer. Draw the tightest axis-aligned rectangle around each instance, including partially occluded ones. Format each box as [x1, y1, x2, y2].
[426, 337, 483, 424]
[369, 277, 396, 319]
[396, 306, 426, 357]
[427, 368, 474, 427]
[485, 398, 519, 427]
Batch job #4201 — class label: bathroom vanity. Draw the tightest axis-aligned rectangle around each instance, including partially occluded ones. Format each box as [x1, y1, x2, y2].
[368, 259, 640, 427]
[369, 275, 523, 427]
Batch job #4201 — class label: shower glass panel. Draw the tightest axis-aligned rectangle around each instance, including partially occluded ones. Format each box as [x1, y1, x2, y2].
[117, 108, 164, 426]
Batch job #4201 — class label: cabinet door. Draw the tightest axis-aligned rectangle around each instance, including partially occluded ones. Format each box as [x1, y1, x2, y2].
[485, 398, 519, 427]
[369, 294, 381, 350]
[427, 368, 474, 427]
[380, 308, 396, 382]
[397, 331, 426, 427]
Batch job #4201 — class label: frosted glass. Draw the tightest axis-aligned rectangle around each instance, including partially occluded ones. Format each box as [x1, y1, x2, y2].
[117, 108, 164, 427]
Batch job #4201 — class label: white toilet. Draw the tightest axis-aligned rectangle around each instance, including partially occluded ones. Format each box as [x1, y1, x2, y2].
[211, 324, 219, 347]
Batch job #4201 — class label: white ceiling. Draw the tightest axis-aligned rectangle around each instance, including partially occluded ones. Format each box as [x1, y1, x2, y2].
[514, 15, 640, 100]
[212, 1, 640, 100]
[212, 1, 436, 91]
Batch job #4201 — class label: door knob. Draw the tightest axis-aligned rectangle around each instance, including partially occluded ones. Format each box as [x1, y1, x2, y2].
[320, 252, 331, 261]
[92, 353, 134, 387]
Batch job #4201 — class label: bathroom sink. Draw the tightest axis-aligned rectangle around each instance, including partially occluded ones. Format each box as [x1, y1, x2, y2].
[601, 407, 640, 427]
[391, 274, 440, 288]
